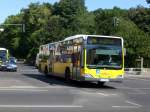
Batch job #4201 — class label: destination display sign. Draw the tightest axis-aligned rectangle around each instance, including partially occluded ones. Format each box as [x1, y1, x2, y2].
[87, 36, 121, 46]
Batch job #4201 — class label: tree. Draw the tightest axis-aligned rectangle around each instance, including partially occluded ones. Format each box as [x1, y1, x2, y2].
[94, 7, 128, 35]
[53, 0, 86, 18]
[0, 1, 150, 67]
[128, 6, 150, 34]
[53, 0, 88, 36]
[94, 8, 150, 67]
[146, 0, 150, 4]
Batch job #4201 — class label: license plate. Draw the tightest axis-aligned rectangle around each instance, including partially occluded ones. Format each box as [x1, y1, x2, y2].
[100, 79, 109, 82]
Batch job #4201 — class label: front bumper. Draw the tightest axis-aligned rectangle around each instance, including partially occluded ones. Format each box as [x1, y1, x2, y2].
[0, 65, 7, 71]
[6, 67, 17, 71]
[0, 65, 17, 71]
[80, 76, 123, 83]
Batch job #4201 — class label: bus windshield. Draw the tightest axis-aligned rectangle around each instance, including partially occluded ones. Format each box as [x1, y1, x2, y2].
[0, 50, 7, 62]
[86, 37, 122, 69]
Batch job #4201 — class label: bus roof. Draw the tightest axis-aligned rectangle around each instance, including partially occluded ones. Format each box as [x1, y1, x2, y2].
[0, 48, 7, 51]
[40, 35, 123, 47]
[64, 35, 123, 41]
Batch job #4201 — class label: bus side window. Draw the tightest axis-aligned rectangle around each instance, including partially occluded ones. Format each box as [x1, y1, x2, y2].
[71, 52, 80, 67]
[76, 52, 80, 67]
[71, 53, 76, 64]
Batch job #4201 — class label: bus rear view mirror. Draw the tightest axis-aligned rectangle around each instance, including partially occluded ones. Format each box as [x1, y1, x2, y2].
[124, 48, 126, 56]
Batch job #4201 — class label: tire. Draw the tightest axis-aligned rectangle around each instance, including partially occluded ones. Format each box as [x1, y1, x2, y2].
[65, 68, 70, 82]
[13, 69, 17, 72]
[97, 81, 105, 87]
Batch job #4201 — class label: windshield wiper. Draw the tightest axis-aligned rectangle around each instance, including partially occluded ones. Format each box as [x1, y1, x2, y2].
[87, 64, 122, 69]
[96, 64, 122, 69]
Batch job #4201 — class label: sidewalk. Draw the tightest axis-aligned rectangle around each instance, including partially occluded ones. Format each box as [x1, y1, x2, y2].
[125, 72, 150, 78]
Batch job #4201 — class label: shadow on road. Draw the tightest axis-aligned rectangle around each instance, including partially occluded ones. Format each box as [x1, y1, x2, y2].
[23, 73, 115, 89]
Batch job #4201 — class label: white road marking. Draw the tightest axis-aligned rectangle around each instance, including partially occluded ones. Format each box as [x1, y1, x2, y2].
[108, 94, 118, 96]
[112, 106, 139, 108]
[97, 92, 118, 96]
[112, 100, 142, 108]
[0, 89, 48, 92]
[126, 100, 142, 107]
[0, 105, 83, 108]
[97, 92, 109, 96]
[71, 91, 118, 97]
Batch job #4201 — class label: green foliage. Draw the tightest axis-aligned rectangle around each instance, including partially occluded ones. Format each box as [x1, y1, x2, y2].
[94, 7, 150, 67]
[147, 0, 150, 4]
[0, 1, 150, 67]
[128, 6, 150, 34]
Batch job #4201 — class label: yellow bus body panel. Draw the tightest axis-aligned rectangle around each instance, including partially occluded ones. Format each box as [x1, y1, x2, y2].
[81, 68, 124, 79]
[39, 61, 47, 71]
[53, 62, 71, 75]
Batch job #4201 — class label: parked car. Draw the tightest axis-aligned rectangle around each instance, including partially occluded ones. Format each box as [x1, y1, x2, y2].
[0, 57, 17, 72]
[9, 57, 17, 63]
[6, 58, 17, 71]
[0, 61, 7, 71]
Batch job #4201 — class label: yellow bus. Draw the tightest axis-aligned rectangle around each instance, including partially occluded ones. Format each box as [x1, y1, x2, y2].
[0, 48, 9, 65]
[38, 35, 124, 86]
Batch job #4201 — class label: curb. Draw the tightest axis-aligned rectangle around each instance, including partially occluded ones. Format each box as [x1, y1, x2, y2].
[125, 73, 150, 78]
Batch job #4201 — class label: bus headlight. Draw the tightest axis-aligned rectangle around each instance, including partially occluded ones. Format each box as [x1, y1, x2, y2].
[117, 75, 124, 78]
[83, 74, 93, 78]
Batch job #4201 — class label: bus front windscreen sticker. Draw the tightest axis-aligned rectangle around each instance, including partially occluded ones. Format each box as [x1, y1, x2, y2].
[96, 69, 100, 75]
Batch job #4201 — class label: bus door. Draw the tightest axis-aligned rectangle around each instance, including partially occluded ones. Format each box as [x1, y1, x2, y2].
[48, 50, 54, 73]
[72, 45, 81, 80]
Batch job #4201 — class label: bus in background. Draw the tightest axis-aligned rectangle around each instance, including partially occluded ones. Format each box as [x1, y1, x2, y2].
[38, 35, 124, 86]
[35, 53, 40, 68]
[0, 48, 9, 65]
[38, 44, 50, 73]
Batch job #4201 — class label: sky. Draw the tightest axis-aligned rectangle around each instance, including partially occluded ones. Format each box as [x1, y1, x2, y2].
[0, 0, 149, 24]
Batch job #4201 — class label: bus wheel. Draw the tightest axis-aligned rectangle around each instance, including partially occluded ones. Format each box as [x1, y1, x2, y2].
[97, 81, 105, 87]
[44, 67, 48, 77]
[65, 68, 70, 82]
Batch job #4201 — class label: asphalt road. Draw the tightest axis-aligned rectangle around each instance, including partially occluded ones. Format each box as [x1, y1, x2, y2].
[0, 63, 150, 112]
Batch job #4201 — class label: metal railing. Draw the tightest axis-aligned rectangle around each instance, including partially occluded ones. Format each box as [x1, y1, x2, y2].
[125, 68, 150, 75]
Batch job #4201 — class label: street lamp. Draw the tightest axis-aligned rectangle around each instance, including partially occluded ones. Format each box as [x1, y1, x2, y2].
[0, 24, 25, 32]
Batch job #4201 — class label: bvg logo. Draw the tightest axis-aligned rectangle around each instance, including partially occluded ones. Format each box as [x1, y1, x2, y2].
[102, 72, 109, 76]
[96, 69, 100, 75]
